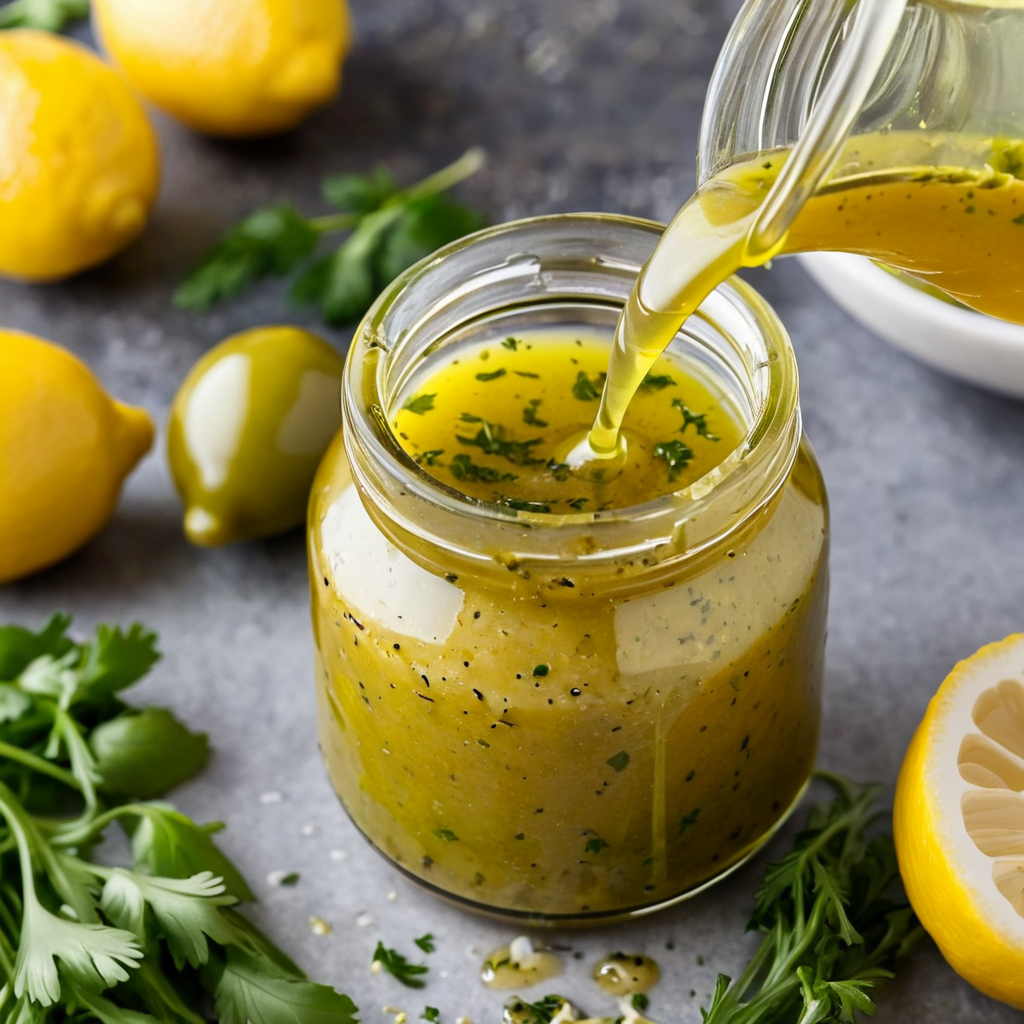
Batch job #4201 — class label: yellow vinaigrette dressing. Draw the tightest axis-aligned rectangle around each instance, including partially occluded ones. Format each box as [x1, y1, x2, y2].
[393, 330, 744, 513]
[592, 132, 1024, 451]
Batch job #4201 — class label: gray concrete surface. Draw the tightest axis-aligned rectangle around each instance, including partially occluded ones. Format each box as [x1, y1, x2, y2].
[2, 0, 1022, 1021]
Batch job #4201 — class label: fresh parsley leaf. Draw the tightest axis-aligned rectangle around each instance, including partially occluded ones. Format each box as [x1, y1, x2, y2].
[672, 397, 719, 440]
[174, 205, 319, 311]
[90, 707, 209, 799]
[131, 806, 255, 902]
[177, 150, 486, 325]
[0, 0, 89, 30]
[402, 393, 436, 415]
[475, 368, 507, 382]
[0, 614, 359, 1024]
[414, 933, 436, 954]
[422, 1007, 440, 1023]
[572, 371, 603, 401]
[209, 946, 359, 1024]
[374, 193, 486, 284]
[631, 993, 650, 1011]
[12, 895, 143, 1007]
[100, 869, 237, 970]
[373, 942, 429, 989]
[640, 372, 676, 390]
[653, 439, 694, 480]
[322, 166, 397, 212]
[0, 611, 72, 680]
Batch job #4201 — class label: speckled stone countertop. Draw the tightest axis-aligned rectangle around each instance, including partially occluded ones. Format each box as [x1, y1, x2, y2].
[3, 1, 1024, 1021]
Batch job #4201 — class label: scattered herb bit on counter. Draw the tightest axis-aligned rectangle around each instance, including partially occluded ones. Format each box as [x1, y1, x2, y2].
[0, 0, 88, 31]
[0, 613, 358, 1024]
[175, 148, 487, 324]
[699, 773, 922, 1024]
[373, 942, 430, 989]
[631, 993, 650, 1011]
[414, 933, 436, 954]
[422, 1007, 440, 1022]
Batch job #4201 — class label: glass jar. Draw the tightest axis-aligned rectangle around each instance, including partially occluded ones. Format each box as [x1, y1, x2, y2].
[308, 214, 829, 925]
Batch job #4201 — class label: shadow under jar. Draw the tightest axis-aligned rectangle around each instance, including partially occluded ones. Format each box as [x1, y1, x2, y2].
[308, 214, 829, 925]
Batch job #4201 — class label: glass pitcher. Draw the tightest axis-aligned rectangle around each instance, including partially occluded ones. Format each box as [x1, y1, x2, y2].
[708, 0, 1024, 316]
[590, 0, 1024, 453]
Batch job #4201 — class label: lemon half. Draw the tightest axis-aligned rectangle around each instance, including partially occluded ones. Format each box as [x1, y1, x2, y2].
[895, 634, 1024, 1009]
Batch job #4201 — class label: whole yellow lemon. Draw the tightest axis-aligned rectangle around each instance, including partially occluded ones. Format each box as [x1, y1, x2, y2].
[0, 330, 155, 584]
[92, 0, 353, 138]
[0, 31, 159, 283]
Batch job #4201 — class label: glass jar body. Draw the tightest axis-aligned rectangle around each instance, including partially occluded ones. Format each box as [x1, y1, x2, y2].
[308, 215, 829, 924]
[310, 439, 826, 923]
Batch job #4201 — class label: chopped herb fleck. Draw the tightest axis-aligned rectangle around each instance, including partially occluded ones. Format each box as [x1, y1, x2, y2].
[606, 750, 631, 773]
[515, 832, 526, 840]
[640, 372, 676, 390]
[415, 449, 444, 466]
[423, 1008, 440, 1023]
[567, 497, 588, 511]
[523, 398, 548, 427]
[456, 419, 545, 465]
[1014, 212, 1024, 225]
[373, 941, 429, 988]
[434, 828, 459, 841]
[672, 397, 719, 440]
[498, 496, 552, 514]
[476, 368, 507, 382]
[402, 393, 437, 415]
[653, 439, 694, 480]
[533, 664, 549, 677]
[502, 337, 520, 350]
[572, 370, 604, 401]
[514, 370, 541, 378]
[631, 994, 650, 1012]
[679, 808, 700, 835]
[460, 412, 484, 423]
[414, 933, 436, 954]
[449, 453, 516, 483]
[280, 871, 301, 886]
[585, 836, 610, 854]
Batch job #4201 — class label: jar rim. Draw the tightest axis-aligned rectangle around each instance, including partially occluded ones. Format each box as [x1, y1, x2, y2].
[342, 213, 802, 571]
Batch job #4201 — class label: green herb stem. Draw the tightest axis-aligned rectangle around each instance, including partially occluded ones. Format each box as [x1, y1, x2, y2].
[310, 148, 486, 234]
[0, 738, 79, 792]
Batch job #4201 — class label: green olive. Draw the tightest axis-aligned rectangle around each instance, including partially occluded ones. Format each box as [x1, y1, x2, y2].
[167, 325, 344, 546]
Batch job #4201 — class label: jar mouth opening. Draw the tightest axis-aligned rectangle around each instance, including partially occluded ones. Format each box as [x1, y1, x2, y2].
[343, 214, 800, 564]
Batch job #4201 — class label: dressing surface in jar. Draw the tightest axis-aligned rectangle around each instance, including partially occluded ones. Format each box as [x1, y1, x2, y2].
[308, 215, 828, 924]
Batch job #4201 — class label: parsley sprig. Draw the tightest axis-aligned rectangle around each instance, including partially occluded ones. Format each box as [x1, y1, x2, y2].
[0, 614, 358, 1024]
[700, 773, 921, 1024]
[175, 148, 487, 324]
[372, 941, 429, 989]
[0, 0, 88, 30]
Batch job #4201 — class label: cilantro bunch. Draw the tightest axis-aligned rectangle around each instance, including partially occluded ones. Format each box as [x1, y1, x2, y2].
[174, 149, 487, 325]
[0, 614, 357, 1024]
[700, 773, 922, 1024]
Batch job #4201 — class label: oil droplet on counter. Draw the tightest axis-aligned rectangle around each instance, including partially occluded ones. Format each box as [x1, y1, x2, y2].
[483, 936, 562, 991]
[592, 952, 660, 996]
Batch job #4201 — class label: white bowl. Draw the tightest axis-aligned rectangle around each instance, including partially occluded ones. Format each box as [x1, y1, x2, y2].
[798, 252, 1024, 398]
